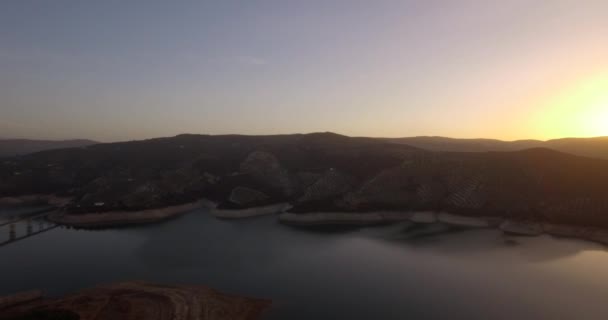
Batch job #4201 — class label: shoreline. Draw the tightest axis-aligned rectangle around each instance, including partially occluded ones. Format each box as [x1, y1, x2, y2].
[48, 199, 214, 228]
[279, 211, 412, 226]
[4, 193, 608, 246]
[211, 203, 291, 219]
[437, 212, 493, 228]
[279, 210, 608, 246]
[543, 223, 608, 246]
[279, 210, 494, 228]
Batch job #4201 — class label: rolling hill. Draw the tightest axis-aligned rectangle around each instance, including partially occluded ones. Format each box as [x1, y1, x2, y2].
[0, 139, 98, 158]
[385, 136, 608, 159]
[2, 132, 608, 231]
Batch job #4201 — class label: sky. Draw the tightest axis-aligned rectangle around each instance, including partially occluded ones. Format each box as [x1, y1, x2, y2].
[1, 0, 607, 142]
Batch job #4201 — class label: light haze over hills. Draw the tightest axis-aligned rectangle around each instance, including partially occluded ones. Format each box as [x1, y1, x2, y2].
[2, 134, 608, 161]
[1, 0, 607, 141]
[0, 139, 98, 157]
[386, 136, 608, 160]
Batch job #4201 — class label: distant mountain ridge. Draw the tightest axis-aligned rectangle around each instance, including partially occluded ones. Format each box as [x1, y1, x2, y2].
[3, 135, 608, 160]
[0, 139, 98, 158]
[385, 136, 608, 160]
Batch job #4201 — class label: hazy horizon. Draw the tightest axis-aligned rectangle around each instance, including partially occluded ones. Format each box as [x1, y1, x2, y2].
[2, 0, 608, 141]
[3, 131, 608, 144]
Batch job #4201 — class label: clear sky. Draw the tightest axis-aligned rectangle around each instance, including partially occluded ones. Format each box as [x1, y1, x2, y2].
[1, 0, 607, 142]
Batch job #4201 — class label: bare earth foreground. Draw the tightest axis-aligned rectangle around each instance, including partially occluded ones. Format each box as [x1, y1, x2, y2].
[0, 281, 270, 320]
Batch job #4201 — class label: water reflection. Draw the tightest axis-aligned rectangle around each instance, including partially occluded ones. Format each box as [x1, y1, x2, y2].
[1, 208, 608, 319]
[366, 222, 604, 263]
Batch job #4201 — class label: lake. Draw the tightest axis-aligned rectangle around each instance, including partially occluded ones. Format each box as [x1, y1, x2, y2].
[1, 207, 608, 319]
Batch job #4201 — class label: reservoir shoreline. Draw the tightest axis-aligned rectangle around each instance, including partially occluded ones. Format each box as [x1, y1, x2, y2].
[4, 194, 608, 246]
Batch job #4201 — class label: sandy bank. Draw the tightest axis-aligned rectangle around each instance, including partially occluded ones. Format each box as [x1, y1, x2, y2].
[279, 211, 412, 226]
[276, 209, 608, 246]
[48, 200, 210, 228]
[212, 203, 291, 219]
[497, 221, 608, 246]
[279, 210, 493, 228]
[410, 211, 437, 223]
[543, 223, 608, 246]
[437, 212, 490, 228]
[500, 220, 543, 236]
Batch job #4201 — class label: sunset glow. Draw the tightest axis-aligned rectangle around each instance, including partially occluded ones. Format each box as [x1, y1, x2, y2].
[1, 1, 608, 141]
[537, 73, 608, 138]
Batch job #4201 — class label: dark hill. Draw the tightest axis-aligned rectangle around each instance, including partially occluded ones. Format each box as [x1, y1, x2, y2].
[386, 136, 608, 159]
[2, 133, 608, 229]
[0, 139, 98, 158]
[0, 133, 418, 211]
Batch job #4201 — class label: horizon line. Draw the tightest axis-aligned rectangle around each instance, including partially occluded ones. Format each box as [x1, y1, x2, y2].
[2, 132, 608, 144]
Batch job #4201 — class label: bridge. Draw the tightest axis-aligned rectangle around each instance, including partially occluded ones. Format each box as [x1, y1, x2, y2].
[0, 208, 58, 248]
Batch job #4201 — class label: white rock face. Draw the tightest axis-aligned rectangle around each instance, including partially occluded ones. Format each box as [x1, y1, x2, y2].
[437, 212, 489, 228]
[410, 211, 437, 223]
[499, 220, 543, 236]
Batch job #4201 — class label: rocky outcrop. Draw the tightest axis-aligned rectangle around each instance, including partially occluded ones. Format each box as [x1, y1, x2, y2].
[295, 172, 323, 189]
[240, 151, 294, 196]
[229, 187, 269, 206]
[444, 174, 487, 209]
[119, 181, 163, 208]
[298, 169, 355, 204]
[352, 167, 416, 208]
[410, 211, 437, 223]
[0, 281, 270, 320]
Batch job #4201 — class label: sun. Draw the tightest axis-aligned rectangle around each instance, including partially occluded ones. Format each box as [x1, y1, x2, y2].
[584, 98, 608, 137]
[577, 83, 608, 137]
[538, 73, 608, 138]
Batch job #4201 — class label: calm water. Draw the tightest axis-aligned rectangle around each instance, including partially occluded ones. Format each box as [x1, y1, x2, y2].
[2, 207, 608, 319]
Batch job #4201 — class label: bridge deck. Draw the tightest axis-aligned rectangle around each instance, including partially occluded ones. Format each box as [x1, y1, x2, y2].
[0, 225, 58, 248]
[0, 208, 60, 248]
[0, 208, 56, 228]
